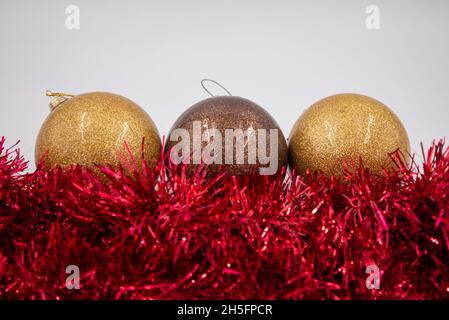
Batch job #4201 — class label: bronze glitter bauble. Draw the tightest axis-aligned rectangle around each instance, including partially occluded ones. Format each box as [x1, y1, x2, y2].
[35, 92, 161, 170]
[165, 96, 288, 175]
[288, 93, 410, 177]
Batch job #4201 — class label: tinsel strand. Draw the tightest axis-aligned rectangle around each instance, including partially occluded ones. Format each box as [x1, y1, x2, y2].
[0, 137, 448, 299]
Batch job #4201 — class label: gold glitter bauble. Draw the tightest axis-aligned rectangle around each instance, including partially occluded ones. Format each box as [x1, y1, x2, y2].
[35, 92, 161, 170]
[288, 93, 410, 177]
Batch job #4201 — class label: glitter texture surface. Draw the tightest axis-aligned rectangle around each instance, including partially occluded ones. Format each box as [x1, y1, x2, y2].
[288, 93, 411, 177]
[35, 92, 161, 169]
[165, 96, 288, 175]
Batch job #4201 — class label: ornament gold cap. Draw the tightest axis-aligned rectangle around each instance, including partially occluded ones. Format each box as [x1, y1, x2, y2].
[46, 90, 75, 111]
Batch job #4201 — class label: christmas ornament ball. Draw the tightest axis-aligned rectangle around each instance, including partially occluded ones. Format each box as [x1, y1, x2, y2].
[35, 92, 161, 169]
[165, 96, 288, 175]
[288, 93, 410, 177]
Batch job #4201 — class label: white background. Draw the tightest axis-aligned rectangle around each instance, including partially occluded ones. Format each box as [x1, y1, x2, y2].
[1, 0, 448, 170]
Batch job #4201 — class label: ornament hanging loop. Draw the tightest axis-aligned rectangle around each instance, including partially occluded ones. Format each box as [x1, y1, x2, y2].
[46, 90, 75, 111]
[201, 79, 232, 97]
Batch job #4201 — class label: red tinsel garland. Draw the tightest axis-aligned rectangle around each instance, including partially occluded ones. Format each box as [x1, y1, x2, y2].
[0, 136, 448, 300]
